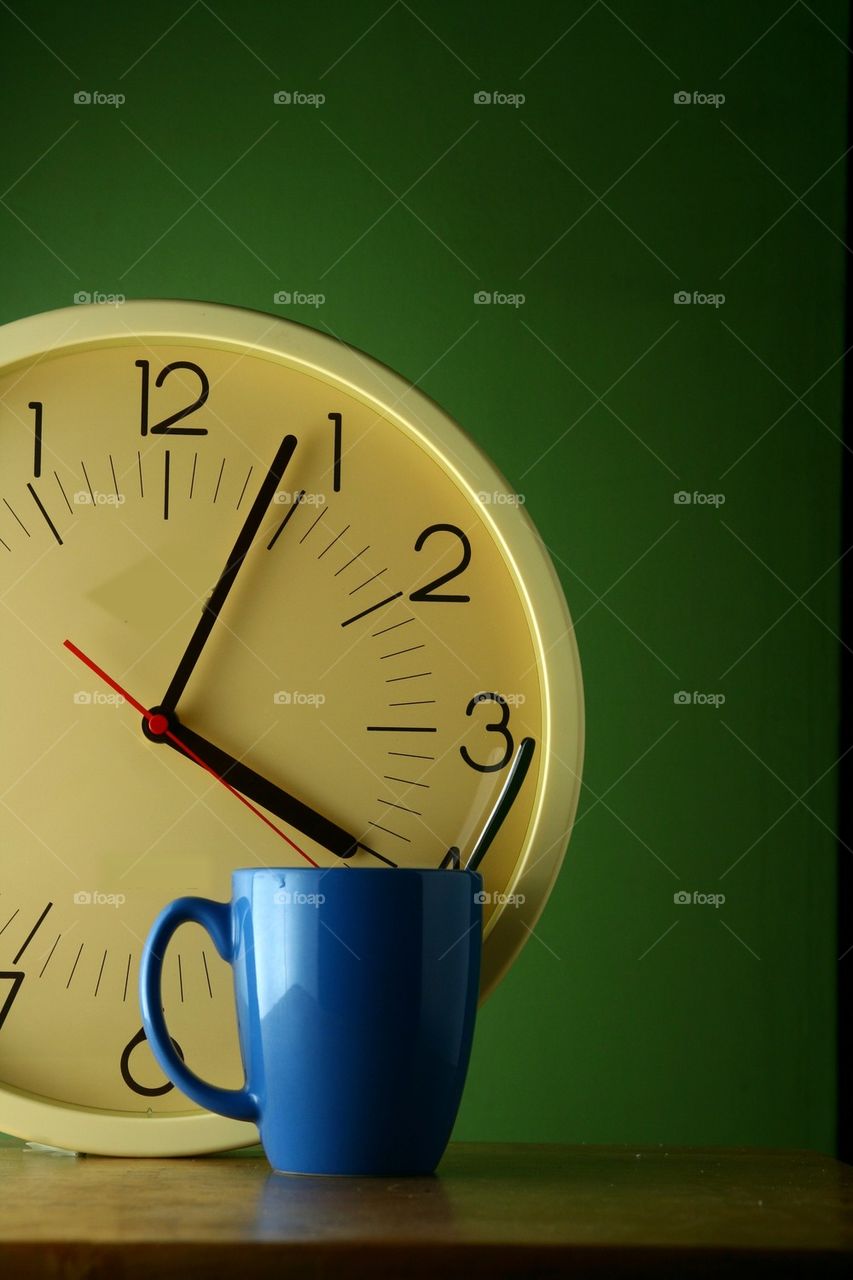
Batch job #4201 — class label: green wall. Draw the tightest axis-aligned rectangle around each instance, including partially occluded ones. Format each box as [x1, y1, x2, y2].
[0, 1, 847, 1151]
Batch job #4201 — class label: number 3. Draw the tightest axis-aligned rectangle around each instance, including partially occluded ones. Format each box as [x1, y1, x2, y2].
[460, 692, 514, 773]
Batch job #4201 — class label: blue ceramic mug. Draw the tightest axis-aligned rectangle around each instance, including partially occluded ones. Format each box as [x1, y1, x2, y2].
[139, 866, 482, 1175]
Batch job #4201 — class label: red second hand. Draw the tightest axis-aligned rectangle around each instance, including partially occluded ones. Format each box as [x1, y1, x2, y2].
[63, 638, 319, 868]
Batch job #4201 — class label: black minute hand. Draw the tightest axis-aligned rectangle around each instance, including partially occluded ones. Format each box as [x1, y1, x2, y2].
[160, 434, 297, 712]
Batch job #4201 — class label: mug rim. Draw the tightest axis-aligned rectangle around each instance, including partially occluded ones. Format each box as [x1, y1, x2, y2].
[231, 866, 482, 880]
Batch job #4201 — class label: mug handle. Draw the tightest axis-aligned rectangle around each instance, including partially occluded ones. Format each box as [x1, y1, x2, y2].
[139, 896, 259, 1123]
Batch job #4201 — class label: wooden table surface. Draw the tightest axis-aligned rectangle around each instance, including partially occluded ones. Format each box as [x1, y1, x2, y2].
[1, 1136, 852, 1278]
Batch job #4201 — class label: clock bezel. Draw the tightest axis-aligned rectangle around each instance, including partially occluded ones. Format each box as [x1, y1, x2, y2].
[0, 300, 584, 1155]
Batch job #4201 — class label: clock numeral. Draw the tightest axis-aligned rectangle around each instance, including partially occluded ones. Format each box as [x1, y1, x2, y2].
[460, 692, 515, 773]
[28, 401, 43, 477]
[0, 971, 25, 1032]
[328, 412, 342, 492]
[136, 360, 210, 437]
[120, 1024, 185, 1097]
[409, 524, 471, 603]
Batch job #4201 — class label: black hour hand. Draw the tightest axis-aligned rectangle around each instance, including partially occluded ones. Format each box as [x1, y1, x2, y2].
[144, 710, 357, 860]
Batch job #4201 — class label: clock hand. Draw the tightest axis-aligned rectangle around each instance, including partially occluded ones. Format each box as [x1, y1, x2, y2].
[64, 639, 320, 868]
[143, 710, 358, 859]
[160, 433, 297, 713]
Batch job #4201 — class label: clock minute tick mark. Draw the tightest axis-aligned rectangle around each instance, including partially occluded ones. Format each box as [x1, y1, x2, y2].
[94, 949, 107, 997]
[54, 472, 73, 515]
[123, 953, 131, 1003]
[385, 672, 432, 683]
[267, 490, 304, 550]
[3, 499, 29, 537]
[27, 484, 63, 546]
[341, 591, 403, 628]
[39, 934, 61, 978]
[298, 507, 326, 543]
[0, 909, 19, 936]
[212, 457, 225, 503]
[12, 901, 52, 964]
[334, 545, 369, 575]
[137, 451, 144, 498]
[381, 645, 425, 660]
[80, 461, 95, 506]
[317, 524, 350, 559]
[367, 821, 410, 843]
[372, 617, 414, 636]
[349, 567, 388, 595]
[366, 725, 437, 733]
[202, 950, 213, 999]
[377, 798, 422, 816]
[66, 942, 84, 989]
[355, 842, 398, 868]
[163, 450, 171, 520]
[109, 454, 121, 501]
[236, 466, 253, 511]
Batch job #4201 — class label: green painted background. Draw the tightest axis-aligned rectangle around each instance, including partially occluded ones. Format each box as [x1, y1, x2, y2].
[0, 1, 847, 1151]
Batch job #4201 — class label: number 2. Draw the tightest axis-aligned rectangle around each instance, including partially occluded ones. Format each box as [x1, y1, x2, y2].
[409, 524, 471, 603]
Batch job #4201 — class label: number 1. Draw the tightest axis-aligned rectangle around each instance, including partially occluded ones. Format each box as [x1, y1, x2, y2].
[28, 401, 43, 477]
[329, 412, 342, 492]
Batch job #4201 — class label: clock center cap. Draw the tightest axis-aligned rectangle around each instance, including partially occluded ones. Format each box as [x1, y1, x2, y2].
[143, 709, 172, 741]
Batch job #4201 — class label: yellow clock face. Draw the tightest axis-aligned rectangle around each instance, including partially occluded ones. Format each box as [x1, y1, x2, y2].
[0, 302, 583, 1155]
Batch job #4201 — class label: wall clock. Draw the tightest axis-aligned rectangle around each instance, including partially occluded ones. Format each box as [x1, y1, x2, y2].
[0, 300, 583, 1155]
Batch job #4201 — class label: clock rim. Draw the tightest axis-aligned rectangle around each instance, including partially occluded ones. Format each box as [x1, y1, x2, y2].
[0, 299, 584, 1155]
